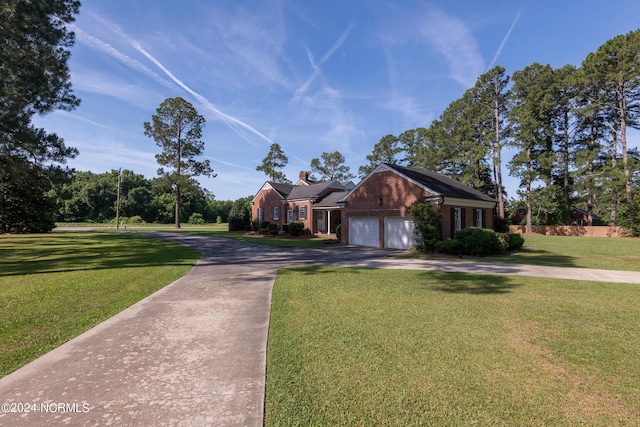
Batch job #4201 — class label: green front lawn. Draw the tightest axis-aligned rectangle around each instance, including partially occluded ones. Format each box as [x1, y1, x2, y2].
[491, 234, 640, 271]
[0, 232, 200, 377]
[266, 267, 640, 425]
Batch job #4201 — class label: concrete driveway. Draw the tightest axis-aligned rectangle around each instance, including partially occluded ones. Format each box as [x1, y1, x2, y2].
[1, 233, 639, 426]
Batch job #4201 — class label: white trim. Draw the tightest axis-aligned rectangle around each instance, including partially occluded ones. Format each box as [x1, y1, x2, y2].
[442, 197, 495, 209]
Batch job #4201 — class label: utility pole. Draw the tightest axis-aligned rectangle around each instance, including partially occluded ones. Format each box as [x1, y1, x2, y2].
[115, 168, 122, 230]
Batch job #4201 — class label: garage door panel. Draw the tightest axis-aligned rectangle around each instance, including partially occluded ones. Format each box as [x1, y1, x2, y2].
[384, 217, 416, 249]
[349, 217, 379, 247]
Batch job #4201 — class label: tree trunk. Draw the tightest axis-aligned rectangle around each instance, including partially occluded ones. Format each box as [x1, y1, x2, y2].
[563, 108, 571, 223]
[175, 184, 181, 228]
[494, 97, 505, 219]
[526, 147, 533, 234]
[619, 81, 635, 219]
[611, 128, 618, 226]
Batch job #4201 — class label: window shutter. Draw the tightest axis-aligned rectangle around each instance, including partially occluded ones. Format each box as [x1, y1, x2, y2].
[461, 208, 466, 229]
[482, 210, 486, 229]
[450, 208, 455, 238]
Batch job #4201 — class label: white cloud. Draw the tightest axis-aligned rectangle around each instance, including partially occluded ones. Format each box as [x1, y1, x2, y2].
[419, 5, 485, 87]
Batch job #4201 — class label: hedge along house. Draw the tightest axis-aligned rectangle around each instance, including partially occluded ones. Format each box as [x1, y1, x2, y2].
[251, 172, 352, 235]
[338, 163, 497, 249]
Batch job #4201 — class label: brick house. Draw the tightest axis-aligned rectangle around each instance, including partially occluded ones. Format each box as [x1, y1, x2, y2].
[251, 172, 351, 235]
[339, 164, 496, 248]
[251, 164, 496, 249]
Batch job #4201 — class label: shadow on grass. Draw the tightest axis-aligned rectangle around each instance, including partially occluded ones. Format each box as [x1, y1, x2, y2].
[426, 271, 521, 295]
[0, 233, 198, 277]
[277, 266, 521, 295]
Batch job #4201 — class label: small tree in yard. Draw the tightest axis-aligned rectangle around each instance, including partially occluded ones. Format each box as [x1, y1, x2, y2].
[144, 97, 214, 228]
[409, 200, 440, 252]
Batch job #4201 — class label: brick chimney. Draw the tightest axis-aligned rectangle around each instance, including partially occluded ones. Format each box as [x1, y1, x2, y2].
[299, 171, 309, 181]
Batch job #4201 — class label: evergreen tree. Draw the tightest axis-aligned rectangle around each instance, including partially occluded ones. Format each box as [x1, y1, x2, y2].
[144, 97, 214, 228]
[256, 143, 289, 182]
[508, 63, 558, 232]
[0, 0, 81, 232]
[358, 134, 401, 178]
[310, 151, 355, 181]
[582, 29, 640, 226]
[468, 66, 510, 218]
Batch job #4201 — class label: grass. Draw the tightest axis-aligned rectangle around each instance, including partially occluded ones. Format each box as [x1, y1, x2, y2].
[405, 234, 640, 271]
[0, 232, 200, 377]
[266, 267, 640, 426]
[57, 223, 333, 249]
[495, 234, 640, 271]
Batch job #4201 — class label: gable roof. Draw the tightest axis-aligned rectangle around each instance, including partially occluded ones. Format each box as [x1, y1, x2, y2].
[342, 163, 495, 206]
[252, 179, 348, 205]
[287, 180, 346, 201]
[385, 164, 495, 202]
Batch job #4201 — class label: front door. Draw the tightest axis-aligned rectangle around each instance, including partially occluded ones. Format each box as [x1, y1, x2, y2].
[317, 211, 326, 233]
[287, 209, 293, 224]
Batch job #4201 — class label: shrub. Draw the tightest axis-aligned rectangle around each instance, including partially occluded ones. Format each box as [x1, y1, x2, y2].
[409, 200, 440, 252]
[216, 215, 223, 225]
[188, 213, 206, 225]
[282, 224, 289, 233]
[268, 223, 279, 236]
[454, 227, 504, 256]
[289, 221, 304, 236]
[493, 215, 510, 233]
[435, 239, 460, 254]
[504, 233, 525, 251]
[228, 196, 252, 231]
[259, 221, 271, 230]
[251, 220, 260, 232]
[127, 215, 146, 225]
[335, 223, 342, 240]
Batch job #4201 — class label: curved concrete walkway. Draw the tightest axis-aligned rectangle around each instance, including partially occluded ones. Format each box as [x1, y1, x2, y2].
[1, 233, 639, 426]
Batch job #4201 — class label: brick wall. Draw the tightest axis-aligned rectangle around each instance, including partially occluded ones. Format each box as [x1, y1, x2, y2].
[251, 189, 285, 228]
[342, 171, 426, 246]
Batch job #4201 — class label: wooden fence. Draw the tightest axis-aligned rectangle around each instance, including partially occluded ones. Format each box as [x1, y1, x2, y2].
[509, 225, 626, 238]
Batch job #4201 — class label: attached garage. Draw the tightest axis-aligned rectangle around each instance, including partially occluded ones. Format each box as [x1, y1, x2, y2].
[384, 217, 416, 249]
[348, 217, 379, 247]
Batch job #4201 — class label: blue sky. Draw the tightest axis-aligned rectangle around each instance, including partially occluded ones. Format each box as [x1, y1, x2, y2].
[34, 0, 640, 201]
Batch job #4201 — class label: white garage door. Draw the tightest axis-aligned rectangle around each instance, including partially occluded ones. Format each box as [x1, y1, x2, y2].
[384, 217, 416, 249]
[349, 217, 379, 247]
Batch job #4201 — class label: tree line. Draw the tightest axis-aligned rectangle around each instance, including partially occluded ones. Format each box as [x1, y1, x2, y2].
[256, 30, 640, 234]
[360, 30, 640, 233]
[51, 169, 245, 225]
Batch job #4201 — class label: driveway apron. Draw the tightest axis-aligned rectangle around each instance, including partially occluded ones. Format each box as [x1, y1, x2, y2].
[1, 233, 640, 426]
[0, 235, 283, 427]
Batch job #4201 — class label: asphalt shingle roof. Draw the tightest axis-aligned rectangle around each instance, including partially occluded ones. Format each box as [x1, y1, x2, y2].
[384, 163, 495, 202]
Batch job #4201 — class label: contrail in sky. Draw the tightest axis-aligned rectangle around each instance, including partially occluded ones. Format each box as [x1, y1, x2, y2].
[488, 4, 523, 69]
[88, 13, 277, 148]
[294, 19, 357, 101]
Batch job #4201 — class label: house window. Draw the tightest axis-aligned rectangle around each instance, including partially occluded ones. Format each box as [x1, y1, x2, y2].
[297, 206, 307, 220]
[258, 207, 264, 222]
[272, 206, 281, 221]
[475, 209, 483, 228]
[453, 208, 462, 232]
